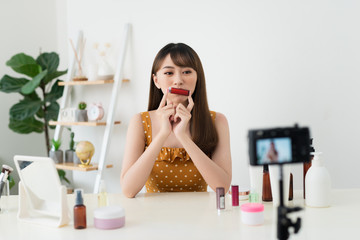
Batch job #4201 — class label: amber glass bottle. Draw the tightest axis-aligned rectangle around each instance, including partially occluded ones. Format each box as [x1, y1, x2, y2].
[288, 173, 293, 200]
[74, 189, 87, 229]
[262, 165, 272, 201]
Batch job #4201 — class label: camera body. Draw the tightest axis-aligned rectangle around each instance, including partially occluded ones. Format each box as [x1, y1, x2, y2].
[248, 125, 311, 166]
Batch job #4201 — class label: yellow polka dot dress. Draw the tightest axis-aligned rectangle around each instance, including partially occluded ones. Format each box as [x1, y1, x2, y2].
[141, 111, 216, 193]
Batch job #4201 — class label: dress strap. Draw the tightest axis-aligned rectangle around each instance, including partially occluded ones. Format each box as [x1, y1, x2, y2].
[140, 112, 152, 146]
[210, 111, 216, 122]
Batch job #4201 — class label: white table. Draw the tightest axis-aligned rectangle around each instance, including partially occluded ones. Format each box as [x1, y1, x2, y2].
[0, 189, 358, 240]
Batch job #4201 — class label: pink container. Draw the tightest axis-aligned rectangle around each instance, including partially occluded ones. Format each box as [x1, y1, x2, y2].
[94, 206, 125, 230]
[240, 203, 264, 225]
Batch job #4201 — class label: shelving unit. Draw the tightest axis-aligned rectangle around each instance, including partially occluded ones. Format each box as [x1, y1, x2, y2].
[55, 163, 113, 172]
[49, 121, 121, 126]
[53, 23, 130, 193]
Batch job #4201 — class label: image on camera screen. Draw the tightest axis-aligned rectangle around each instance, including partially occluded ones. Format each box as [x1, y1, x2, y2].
[256, 137, 292, 164]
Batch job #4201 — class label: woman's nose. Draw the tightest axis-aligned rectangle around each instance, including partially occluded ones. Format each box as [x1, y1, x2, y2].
[174, 73, 184, 86]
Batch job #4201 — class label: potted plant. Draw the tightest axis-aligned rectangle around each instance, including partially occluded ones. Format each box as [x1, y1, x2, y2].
[0, 52, 67, 154]
[76, 101, 88, 122]
[49, 138, 63, 164]
[57, 169, 73, 194]
[65, 132, 76, 163]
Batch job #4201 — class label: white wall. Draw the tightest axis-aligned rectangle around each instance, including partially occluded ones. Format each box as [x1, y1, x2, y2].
[62, 0, 360, 193]
[0, 0, 59, 194]
[1, 0, 357, 194]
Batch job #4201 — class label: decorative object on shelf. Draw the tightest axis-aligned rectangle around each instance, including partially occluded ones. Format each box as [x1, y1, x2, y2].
[94, 42, 114, 80]
[0, 52, 67, 154]
[65, 132, 77, 163]
[70, 38, 87, 81]
[76, 102, 88, 122]
[49, 138, 63, 164]
[60, 108, 76, 122]
[88, 103, 104, 121]
[75, 141, 95, 168]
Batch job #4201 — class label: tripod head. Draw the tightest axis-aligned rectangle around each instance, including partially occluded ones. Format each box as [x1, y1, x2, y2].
[277, 206, 302, 240]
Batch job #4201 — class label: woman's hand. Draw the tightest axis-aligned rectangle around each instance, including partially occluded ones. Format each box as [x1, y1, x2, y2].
[156, 91, 174, 138]
[173, 94, 194, 139]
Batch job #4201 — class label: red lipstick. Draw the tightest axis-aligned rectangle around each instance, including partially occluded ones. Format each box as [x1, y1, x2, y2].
[168, 87, 189, 96]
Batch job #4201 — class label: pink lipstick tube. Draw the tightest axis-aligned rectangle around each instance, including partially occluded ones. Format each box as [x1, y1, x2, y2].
[231, 185, 239, 207]
[168, 87, 189, 96]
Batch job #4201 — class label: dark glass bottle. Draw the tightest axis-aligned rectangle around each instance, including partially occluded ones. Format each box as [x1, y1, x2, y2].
[262, 165, 272, 201]
[288, 173, 293, 200]
[74, 189, 87, 229]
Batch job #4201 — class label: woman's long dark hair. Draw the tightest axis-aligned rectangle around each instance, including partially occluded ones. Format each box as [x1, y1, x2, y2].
[148, 43, 218, 156]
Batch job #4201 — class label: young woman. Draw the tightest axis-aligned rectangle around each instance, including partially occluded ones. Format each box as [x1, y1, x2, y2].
[120, 43, 231, 198]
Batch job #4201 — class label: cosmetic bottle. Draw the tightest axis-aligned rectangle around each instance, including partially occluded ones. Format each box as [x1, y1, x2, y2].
[288, 173, 293, 201]
[216, 187, 225, 211]
[231, 185, 239, 207]
[98, 180, 108, 207]
[303, 138, 315, 199]
[74, 189, 87, 229]
[305, 152, 331, 207]
[262, 165, 272, 202]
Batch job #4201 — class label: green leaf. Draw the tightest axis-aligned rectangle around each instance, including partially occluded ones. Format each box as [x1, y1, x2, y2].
[9, 117, 44, 134]
[6, 53, 41, 77]
[0, 75, 29, 93]
[21, 70, 48, 94]
[43, 70, 67, 85]
[36, 107, 44, 118]
[36, 52, 59, 73]
[52, 139, 61, 150]
[8, 175, 15, 189]
[10, 99, 42, 121]
[45, 101, 60, 122]
[57, 169, 70, 184]
[45, 80, 64, 102]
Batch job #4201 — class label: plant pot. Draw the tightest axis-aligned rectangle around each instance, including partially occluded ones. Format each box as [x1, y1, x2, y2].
[76, 109, 88, 122]
[65, 149, 77, 163]
[49, 150, 64, 164]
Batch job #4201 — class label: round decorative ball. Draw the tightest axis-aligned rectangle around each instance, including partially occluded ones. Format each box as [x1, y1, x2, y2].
[75, 141, 95, 167]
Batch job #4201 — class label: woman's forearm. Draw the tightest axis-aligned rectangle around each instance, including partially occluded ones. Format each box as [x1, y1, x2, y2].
[177, 134, 232, 192]
[121, 133, 168, 197]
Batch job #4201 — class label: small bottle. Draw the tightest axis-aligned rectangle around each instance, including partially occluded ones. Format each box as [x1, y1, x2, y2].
[303, 138, 315, 199]
[74, 189, 87, 229]
[288, 173, 293, 201]
[216, 187, 225, 211]
[305, 152, 331, 207]
[262, 165, 272, 202]
[98, 180, 109, 207]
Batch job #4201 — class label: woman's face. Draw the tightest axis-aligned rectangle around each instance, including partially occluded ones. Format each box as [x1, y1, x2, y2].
[153, 54, 197, 105]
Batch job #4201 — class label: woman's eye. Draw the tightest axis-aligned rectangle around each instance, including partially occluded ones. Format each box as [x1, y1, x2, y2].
[183, 70, 192, 74]
[164, 72, 173, 75]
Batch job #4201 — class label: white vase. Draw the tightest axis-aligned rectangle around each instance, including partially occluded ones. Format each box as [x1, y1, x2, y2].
[305, 152, 331, 207]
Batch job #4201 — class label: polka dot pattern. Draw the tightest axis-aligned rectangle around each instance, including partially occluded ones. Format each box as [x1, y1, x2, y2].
[141, 111, 216, 193]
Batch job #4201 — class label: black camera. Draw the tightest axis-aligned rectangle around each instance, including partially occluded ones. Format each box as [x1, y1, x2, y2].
[248, 125, 311, 166]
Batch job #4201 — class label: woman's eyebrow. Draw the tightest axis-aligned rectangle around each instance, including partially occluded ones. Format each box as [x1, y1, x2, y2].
[162, 66, 175, 69]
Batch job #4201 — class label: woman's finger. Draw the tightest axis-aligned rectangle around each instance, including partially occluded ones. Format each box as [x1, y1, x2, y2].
[187, 92, 194, 111]
[158, 90, 168, 108]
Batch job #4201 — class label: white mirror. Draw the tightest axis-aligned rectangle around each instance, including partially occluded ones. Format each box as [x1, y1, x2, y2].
[14, 155, 70, 227]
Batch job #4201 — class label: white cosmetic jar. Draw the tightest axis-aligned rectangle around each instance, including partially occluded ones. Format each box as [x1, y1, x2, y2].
[241, 203, 264, 225]
[94, 206, 125, 230]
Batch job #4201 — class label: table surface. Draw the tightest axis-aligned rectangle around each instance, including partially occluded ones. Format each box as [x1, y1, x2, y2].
[0, 189, 359, 240]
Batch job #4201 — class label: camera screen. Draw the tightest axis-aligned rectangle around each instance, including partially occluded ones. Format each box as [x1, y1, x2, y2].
[256, 137, 292, 164]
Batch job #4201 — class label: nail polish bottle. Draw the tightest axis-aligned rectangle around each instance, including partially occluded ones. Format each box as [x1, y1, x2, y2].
[74, 189, 87, 229]
[262, 165, 272, 202]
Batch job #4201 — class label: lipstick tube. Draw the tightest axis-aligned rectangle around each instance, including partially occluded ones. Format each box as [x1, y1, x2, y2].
[231, 185, 239, 206]
[168, 87, 189, 96]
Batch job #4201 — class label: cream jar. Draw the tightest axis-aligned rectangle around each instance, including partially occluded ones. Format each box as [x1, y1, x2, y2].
[241, 203, 264, 225]
[94, 206, 125, 230]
